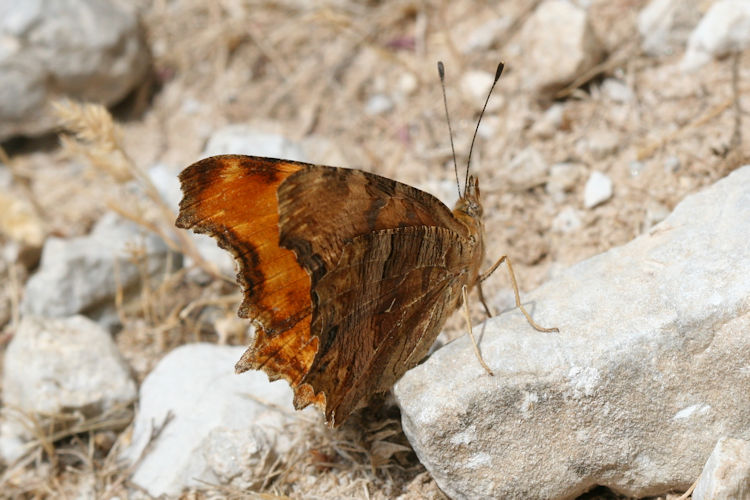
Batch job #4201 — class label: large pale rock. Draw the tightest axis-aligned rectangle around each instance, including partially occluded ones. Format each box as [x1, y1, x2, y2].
[637, 0, 704, 56]
[201, 124, 307, 161]
[122, 343, 306, 497]
[0, 315, 136, 463]
[0, 0, 150, 140]
[394, 165, 750, 499]
[681, 0, 750, 71]
[519, 0, 603, 96]
[693, 437, 750, 500]
[21, 212, 172, 322]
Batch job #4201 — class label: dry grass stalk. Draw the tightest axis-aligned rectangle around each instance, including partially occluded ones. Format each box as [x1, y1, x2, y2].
[52, 99, 224, 282]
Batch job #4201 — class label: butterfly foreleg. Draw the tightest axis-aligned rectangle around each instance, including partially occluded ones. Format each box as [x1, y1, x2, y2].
[478, 255, 558, 333]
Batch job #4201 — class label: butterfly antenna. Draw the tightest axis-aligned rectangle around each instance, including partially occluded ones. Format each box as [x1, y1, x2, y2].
[464, 62, 504, 196]
[438, 61, 461, 198]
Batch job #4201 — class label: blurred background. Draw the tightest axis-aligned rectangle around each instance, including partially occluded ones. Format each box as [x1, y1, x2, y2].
[0, 0, 747, 498]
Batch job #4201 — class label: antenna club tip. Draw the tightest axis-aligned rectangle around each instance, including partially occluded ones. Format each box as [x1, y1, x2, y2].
[437, 61, 445, 78]
[495, 62, 505, 81]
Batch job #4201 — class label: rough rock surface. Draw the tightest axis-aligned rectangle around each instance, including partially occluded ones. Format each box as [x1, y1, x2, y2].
[681, 0, 750, 71]
[393, 165, 750, 499]
[693, 437, 750, 500]
[122, 343, 306, 497]
[0, 0, 150, 140]
[21, 212, 172, 321]
[637, 0, 703, 57]
[0, 315, 136, 463]
[519, 0, 603, 96]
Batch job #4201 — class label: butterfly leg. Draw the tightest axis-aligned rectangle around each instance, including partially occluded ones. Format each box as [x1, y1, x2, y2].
[478, 255, 559, 333]
[461, 285, 494, 376]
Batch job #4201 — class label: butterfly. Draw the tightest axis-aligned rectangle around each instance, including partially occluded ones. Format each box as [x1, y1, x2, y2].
[175, 62, 556, 426]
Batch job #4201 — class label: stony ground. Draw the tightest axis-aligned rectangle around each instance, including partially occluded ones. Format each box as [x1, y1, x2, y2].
[0, 0, 748, 498]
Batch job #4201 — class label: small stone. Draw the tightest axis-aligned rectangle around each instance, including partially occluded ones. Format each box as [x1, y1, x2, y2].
[629, 160, 646, 177]
[506, 147, 548, 190]
[681, 0, 750, 72]
[692, 437, 750, 500]
[20, 212, 173, 321]
[601, 78, 634, 103]
[122, 343, 305, 497]
[519, 0, 603, 96]
[365, 94, 393, 115]
[583, 171, 613, 208]
[546, 162, 582, 202]
[201, 124, 307, 162]
[462, 17, 512, 53]
[477, 115, 500, 140]
[637, 0, 703, 56]
[552, 206, 583, 233]
[397, 72, 418, 96]
[461, 70, 502, 112]
[0, 315, 136, 463]
[586, 130, 620, 160]
[644, 201, 671, 232]
[664, 155, 682, 173]
[531, 103, 566, 139]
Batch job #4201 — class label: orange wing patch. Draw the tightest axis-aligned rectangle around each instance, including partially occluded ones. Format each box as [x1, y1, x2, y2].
[176, 155, 324, 409]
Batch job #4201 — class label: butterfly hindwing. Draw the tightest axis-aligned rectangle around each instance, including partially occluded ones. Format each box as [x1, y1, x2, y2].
[302, 225, 472, 424]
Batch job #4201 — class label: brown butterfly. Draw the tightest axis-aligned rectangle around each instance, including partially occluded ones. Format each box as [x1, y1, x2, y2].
[176, 62, 556, 427]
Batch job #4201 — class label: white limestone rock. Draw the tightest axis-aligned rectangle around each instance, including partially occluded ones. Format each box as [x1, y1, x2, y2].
[0, 0, 149, 140]
[519, 0, 603, 96]
[394, 165, 750, 499]
[0, 315, 136, 463]
[637, 0, 704, 56]
[692, 437, 750, 500]
[20, 212, 172, 322]
[583, 171, 613, 208]
[122, 343, 307, 497]
[681, 0, 750, 71]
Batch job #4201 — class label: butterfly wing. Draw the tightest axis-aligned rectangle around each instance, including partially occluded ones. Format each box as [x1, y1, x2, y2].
[275, 167, 479, 424]
[177, 156, 481, 426]
[305, 226, 473, 425]
[176, 155, 321, 405]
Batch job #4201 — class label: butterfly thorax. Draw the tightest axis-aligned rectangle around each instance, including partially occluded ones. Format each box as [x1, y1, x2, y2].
[451, 175, 485, 289]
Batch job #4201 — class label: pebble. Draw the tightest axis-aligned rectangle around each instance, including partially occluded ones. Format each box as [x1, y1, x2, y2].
[506, 147, 549, 190]
[546, 162, 582, 202]
[365, 94, 394, 115]
[601, 78, 634, 103]
[637, 0, 704, 56]
[460, 70, 502, 112]
[519, 0, 603, 96]
[693, 437, 750, 500]
[462, 17, 511, 53]
[0, 315, 136, 463]
[681, 0, 750, 71]
[552, 206, 583, 233]
[531, 104, 566, 139]
[583, 171, 613, 208]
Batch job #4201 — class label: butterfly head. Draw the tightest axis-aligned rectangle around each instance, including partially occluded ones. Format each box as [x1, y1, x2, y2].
[455, 175, 482, 220]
